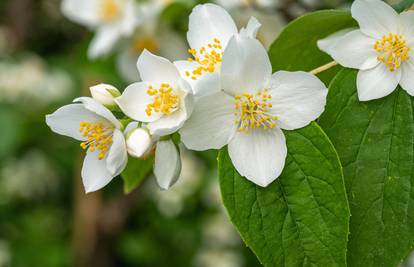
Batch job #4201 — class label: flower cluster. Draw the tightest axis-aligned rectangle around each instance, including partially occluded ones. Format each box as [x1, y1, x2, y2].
[46, 3, 328, 193]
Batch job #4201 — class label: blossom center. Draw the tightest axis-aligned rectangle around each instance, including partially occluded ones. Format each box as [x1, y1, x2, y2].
[146, 83, 179, 116]
[101, 0, 120, 22]
[234, 89, 277, 132]
[374, 33, 411, 72]
[131, 36, 159, 54]
[79, 121, 113, 160]
[186, 38, 223, 80]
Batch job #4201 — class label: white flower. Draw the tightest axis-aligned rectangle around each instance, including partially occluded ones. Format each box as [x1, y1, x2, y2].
[318, 0, 414, 101]
[125, 122, 182, 190]
[174, 3, 262, 97]
[90, 83, 121, 108]
[180, 36, 327, 187]
[116, 50, 194, 137]
[46, 96, 128, 193]
[125, 124, 154, 158]
[61, 0, 139, 59]
[154, 139, 181, 190]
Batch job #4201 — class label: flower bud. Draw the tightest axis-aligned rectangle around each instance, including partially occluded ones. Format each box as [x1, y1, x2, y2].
[126, 128, 154, 158]
[90, 84, 121, 108]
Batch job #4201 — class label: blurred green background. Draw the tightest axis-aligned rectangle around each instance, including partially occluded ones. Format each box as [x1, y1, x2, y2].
[2, 0, 412, 267]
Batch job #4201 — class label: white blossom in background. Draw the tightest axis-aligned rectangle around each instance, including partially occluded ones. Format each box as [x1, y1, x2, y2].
[46, 95, 128, 193]
[0, 150, 58, 202]
[174, 3, 262, 96]
[180, 36, 327, 187]
[0, 240, 10, 267]
[61, 0, 139, 59]
[215, 0, 281, 9]
[318, 0, 414, 101]
[116, 0, 187, 82]
[0, 55, 72, 106]
[194, 249, 244, 267]
[117, 21, 188, 83]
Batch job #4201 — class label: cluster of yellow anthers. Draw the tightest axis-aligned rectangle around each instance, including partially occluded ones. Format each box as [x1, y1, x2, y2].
[79, 121, 113, 160]
[374, 33, 411, 72]
[146, 83, 179, 116]
[234, 89, 278, 132]
[185, 38, 223, 80]
[101, 0, 120, 22]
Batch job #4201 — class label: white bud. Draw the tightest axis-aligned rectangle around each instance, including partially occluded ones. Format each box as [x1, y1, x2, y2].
[90, 84, 121, 107]
[126, 128, 154, 158]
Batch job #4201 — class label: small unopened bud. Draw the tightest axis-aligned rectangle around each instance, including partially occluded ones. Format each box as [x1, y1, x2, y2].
[126, 128, 153, 158]
[90, 84, 121, 108]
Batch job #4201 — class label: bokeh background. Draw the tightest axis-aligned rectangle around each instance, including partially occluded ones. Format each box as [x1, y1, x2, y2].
[0, 0, 412, 267]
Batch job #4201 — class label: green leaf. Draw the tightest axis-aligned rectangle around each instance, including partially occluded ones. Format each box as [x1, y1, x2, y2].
[393, 0, 414, 12]
[219, 123, 349, 267]
[121, 156, 154, 194]
[268, 10, 357, 84]
[318, 69, 414, 266]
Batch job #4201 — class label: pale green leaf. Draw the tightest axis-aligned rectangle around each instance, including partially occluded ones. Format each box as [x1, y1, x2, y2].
[121, 156, 153, 194]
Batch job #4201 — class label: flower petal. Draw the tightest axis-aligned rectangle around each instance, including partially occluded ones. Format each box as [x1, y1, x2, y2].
[74, 97, 122, 128]
[400, 59, 414, 96]
[106, 129, 128, 176]
[45, 104, 101, 141]
[351, 0, 399, 38]
[115, 82, 162, 122]
[88, 25, 121, 59]
[221, 35, 271, 95]
[137, 50, 180, 85]
[400, 11, 414, 45]
[180, 92, 236, 151]
[228, 128, 287, 187]
[174, 60, 221, 96]
[187, 3, 237, 51]
[320, 29, 379, 70]
[239, 17, 261, 39]
[81, 150, 115, 193]
[154, 140, 181, 190]
[61, 0, 101, 28]
[269, 71, 328, 130]
[317, 28, 355, 54]
[357, 64, 400, 101]
[147, 93, 194, 136]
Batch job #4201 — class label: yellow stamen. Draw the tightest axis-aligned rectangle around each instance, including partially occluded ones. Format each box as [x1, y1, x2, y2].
[234, 89, 278, 132]
[186, 38, 223, 80]
[79, 121, 113, 160]
[101, 0, 120, 22]
[374, 33, 411, 72]
[145, 83, 179, 116]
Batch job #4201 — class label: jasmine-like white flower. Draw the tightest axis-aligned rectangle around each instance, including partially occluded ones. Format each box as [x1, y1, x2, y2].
[116, 50, 194, 137]
[90, 83, 121, 108]
[125, 124, 181, 190]
[62, 0, 138, 59]
[318, 0, 414, 101]
[174, 3, 262, 96]
[46, 96, 127, 193]
[180, 36, 327, 187]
